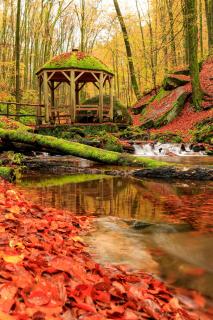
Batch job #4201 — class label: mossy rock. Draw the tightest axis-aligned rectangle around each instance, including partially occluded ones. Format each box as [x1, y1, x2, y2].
[163, 75, 190, 90]
[150, 131, 183, 143]
[83, 95, 132, 125]
[120, 127, 149, 140]
[140, 90, 189, 129]
[192, 117, 213, 143]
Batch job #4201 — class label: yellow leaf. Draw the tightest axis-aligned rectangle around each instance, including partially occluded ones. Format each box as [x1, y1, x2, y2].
[72, 236, 84, 243]
[2, 254, 24, 264]
[0, 310, 16, 319]
[5, 213, 16, 220]
[9, 240, 25, 249]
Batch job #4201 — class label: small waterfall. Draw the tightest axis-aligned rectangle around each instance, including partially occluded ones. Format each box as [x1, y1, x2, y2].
[133, 143, 206, 157]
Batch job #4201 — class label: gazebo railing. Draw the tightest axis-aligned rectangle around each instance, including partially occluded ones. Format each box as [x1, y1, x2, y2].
[0, 101, 44, 124]
[49, 104, 111, 124]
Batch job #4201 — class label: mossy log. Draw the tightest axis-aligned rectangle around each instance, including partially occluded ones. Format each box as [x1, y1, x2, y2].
[0, 166, 15, 181]
[0, 128, 168, 168]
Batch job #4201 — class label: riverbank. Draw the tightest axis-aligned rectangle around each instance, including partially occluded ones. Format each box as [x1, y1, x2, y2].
[0, 177, 200, 319]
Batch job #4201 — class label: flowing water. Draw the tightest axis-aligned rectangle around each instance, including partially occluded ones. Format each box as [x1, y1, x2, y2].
[133, 143, 207, 157]
[17, 171, 213, 311]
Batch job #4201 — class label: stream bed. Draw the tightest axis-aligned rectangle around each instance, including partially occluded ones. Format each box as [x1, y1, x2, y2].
[17, 171, 213, 313]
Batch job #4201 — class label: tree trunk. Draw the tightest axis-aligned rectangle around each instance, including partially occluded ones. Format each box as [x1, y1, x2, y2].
[135, 0, 148, 85]
[181, 0, 190, 64]
[0, 128, 167, 168]
[15, 0, 21, 118]
[165, 0, 177, 66]
[204, 0, 213, 55]
[113, 0, 141, 101]
[184, 0, 203, 110]
[199, 0, 204, 58]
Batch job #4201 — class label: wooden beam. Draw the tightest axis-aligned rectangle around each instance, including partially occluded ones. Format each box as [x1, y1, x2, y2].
[61, 71, 71, 82]
[43, 71, 49, 123]
[54, 82, 61, 90]
[78, 82, 86, 92]
[75, 71, 85, 82]
[48, 71, 56, 81]
[93, 82, 99, 90]
[109, 77, 114, 121]
[91, 72, 100, 83]
[70, 70, 76, 122]
[50, 81, 55, 108]
[99, 72, 104, 122]
[37, 77, 42, 125]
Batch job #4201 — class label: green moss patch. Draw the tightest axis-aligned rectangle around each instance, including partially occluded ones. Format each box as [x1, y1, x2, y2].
[0, 166, 15, 181]
[39, 51, 113, 74]
[0, 116, 31, 131]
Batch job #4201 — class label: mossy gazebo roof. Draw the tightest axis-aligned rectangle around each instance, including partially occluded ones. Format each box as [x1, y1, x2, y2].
[36, 50, 113, 77]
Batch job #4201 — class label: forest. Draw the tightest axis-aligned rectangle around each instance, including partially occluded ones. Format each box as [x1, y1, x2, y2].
[0, 0, 212, 319]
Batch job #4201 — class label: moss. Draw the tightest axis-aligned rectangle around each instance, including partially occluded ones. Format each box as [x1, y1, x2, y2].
[0, 128, 170, 168]
[0, 116, 31, 131]
[152, 88, 170, 102]
[39, 51, 113, 74]
[120, 127, 149, 140]
[0, 166, 15, 181]
[20, 174, 109, 188]
[192, 117, 213, 143]
[154, 92, 189, 128]
[150, 131, 183, 143]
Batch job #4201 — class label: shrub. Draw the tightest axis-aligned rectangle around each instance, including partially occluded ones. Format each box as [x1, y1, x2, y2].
[83, 95, 132, 124]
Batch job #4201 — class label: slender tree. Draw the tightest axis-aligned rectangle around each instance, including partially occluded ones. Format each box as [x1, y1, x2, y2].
[165, 0, 177, 66]
[113, 0, 141, 100]
[204, 0, 213, 55]
[184, 0, 203, 110]
[15, 0, 21, 118]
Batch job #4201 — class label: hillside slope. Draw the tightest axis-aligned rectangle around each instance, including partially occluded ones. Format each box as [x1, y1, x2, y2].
[131, 58, 213, 141]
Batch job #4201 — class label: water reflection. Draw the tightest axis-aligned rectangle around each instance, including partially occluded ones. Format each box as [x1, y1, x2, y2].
[18, 174, 213, 307]
[18, 175, 213, 230]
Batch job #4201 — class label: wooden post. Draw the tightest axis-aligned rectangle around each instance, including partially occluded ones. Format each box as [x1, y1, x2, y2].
[70, 70, 76, 123]
[99, 72, 104, 122]
[43, 71, 49, 123]
[50, 81, 55, 108]
[37, 76, 42, 125]
[75, 82, 79, 105]
[109, 77, 114, 121]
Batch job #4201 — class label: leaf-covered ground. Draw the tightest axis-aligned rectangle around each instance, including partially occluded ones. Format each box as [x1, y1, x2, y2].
[131, 58, 213, 140]
[0, 178, 200, 320]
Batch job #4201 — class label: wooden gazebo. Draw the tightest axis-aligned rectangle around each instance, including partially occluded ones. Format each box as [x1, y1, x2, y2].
[36, 50, 114, 124]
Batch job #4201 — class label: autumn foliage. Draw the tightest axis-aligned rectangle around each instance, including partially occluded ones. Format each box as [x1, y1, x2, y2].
[0, 178, 200, 320]
[131, 59, 213, 140]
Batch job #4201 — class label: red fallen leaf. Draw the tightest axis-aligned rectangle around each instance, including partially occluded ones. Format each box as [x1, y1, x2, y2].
[26, 289, 50, 306]
[91, 288, 111, 304]
[107, 303, 125, 316]
[123, 308, 139, 320]
[0, 284, 17, 313]
[73, 301, 97, 313]
[112, 281, 126, 294]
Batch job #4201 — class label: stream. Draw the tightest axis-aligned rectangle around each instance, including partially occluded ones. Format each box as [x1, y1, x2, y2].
[17, 168, 213, 312]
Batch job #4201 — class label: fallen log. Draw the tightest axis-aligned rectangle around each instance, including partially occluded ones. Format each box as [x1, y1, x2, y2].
[0, 128, 169, 168]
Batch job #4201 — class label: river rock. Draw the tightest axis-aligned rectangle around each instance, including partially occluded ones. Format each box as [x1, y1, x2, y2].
[133, 166, 213, 180]
[131, 221, 193, 233]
